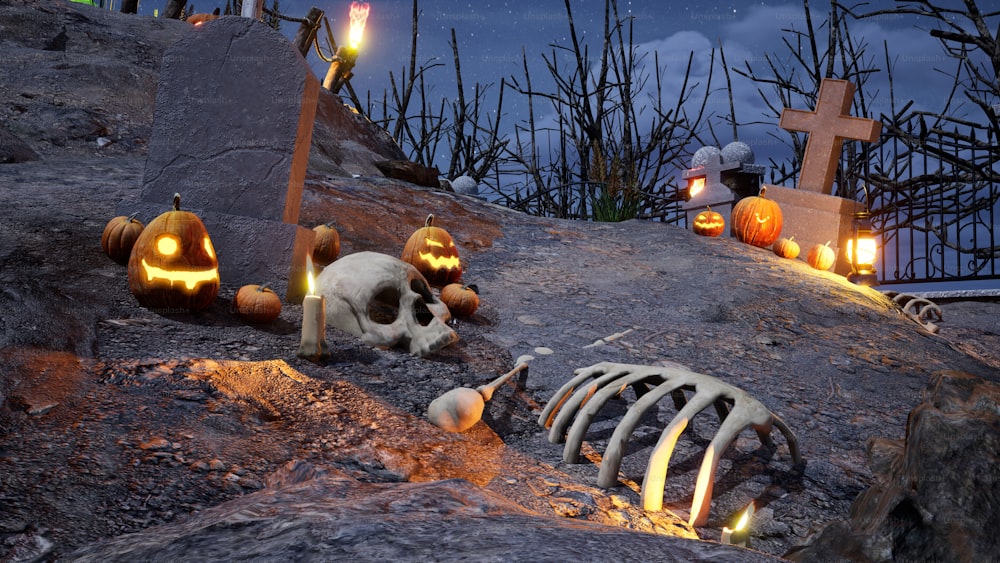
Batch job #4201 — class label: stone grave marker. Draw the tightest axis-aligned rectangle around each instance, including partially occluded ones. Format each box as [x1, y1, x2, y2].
[779, 78, 882, 195]
[119, 16, 319, 301]
[768, 78, 881, 276]
[683, 142, 765, 231]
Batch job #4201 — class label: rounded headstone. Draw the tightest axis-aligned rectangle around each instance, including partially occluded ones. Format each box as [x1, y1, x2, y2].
[721, 141, 755, 165]
[451, 175, 479, 196]
[691, 146, 722, 168]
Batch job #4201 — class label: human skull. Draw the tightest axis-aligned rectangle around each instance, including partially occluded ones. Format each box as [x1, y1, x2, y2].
[314, 251, 458, 357]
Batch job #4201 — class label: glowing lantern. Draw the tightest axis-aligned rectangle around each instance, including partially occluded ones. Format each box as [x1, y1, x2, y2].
[846, 210, 878, 286]
[400, 214, 462, 287]
[127, 193, 219, 312]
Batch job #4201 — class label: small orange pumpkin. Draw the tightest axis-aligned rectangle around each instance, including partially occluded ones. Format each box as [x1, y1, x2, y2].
[401, 214, 462, 287]
[692, 207, 725, 237]
[731, 187, 783, 248]
[807, 241, 836, 270]
[772, 236, 800, 259]
[127, 193, 219, 312]
[441, 283, 479, 317]
[312, 221, 341, 267]
[233, 283, 282, 323]
[101, 212, 145, 265]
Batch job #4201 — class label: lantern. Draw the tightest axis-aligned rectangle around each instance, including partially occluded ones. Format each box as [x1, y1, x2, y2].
[400, 214, 462, 287]
[846, 210, 878, 286]
[127, 193, 219, 312]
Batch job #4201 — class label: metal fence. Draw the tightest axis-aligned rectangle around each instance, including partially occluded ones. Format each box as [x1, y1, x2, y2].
[863, 122, 999, 285]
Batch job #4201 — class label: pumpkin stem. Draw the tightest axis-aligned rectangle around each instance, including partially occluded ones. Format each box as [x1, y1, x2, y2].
[424, 214, 435, 228]
[172, 193, 181, 211]
[824, 240, 831, 246]
[465, 283, 479, 294]
[324, 220, 337, 229]
[126, 211, 140, 223]
[257, 283, 271, 292]
[758, 186, 767, 198]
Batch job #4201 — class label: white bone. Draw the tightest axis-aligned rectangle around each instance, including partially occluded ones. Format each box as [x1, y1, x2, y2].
[540, 361, 801, 527]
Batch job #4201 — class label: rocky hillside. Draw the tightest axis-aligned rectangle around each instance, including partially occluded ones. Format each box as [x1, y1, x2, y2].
[1, 1, 998, 561]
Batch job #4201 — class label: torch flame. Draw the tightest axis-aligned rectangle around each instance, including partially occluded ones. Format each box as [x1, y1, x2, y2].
[348, 2, 371, 50]
[306, 254, 316, 296]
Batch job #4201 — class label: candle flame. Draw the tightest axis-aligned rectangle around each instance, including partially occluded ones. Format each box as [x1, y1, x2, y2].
[734, 503, 752, 531]
[348, 2, 370, 49]
[306, 254, 316, 296]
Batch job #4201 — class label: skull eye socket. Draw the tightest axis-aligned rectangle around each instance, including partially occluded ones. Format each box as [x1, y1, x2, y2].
[369, 287, 400, 325]
[155, 234, 181, 256]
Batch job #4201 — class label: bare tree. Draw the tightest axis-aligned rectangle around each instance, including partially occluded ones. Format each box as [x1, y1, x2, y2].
[502, 0, 713, 221]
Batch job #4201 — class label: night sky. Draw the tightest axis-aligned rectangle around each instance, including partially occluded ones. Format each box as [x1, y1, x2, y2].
[134, 1, 959, 172]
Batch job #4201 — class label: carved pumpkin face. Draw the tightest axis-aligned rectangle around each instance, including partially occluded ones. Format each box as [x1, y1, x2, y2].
[400, 214, 462, 287]
[732, 187, 783, 248]
[692, 207, 725, 237]
[127, 194, 219, 312]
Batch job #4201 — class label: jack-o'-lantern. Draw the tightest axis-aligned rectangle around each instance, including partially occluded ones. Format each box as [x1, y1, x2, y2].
[233, 283, 282, 323]
[732, 187, 783, 248]
[127, 193, 219, 312]
[807, 241, 836, 271]
[692, 207, 725, 237]
[312, 221, 341, 267]
[401, 214, 462, 286]
[441, 283, 479, 317]
[772, 236, 800, 259]
[101, 212, 145, 265]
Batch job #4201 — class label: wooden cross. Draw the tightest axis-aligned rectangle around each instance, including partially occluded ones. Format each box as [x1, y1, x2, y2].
[779, 79, 881, 195]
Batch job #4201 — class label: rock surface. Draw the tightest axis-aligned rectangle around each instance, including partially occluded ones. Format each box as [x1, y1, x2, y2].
[1, 2, 999, 562]
[786, 370, 1000, 562]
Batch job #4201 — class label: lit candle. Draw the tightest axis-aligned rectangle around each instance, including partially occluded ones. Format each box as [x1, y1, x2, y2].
[720, 502, 755, 547]
[297, 255, 330, 361]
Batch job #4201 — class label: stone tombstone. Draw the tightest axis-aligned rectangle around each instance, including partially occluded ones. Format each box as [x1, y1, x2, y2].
[683, 142, 765, 231]
[121, 16, 319, 301]
[779, 79, 881, 195]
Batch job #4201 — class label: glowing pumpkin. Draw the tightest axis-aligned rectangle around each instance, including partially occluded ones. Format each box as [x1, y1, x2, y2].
[233, 283, 282, 324]
[807, 241, 836, 271]
[692, 207, 725, 237]
[731, 187, 783, 248]
[312, 221, 341, 267]
[127, 193, 219, 312]
[400, 214, 462, 286]
[441, 283, 479, 317]
[772, 236, 800, 259]
[101, 212, 145, 265]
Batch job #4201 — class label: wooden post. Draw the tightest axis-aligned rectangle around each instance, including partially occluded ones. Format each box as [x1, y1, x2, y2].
[292, 7, 324, 58]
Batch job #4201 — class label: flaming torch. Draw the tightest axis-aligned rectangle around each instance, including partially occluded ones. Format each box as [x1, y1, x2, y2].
[323, 2, 370, 94]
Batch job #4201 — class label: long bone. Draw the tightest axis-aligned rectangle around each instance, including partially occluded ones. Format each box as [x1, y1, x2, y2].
[540, 362, 801, 527]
